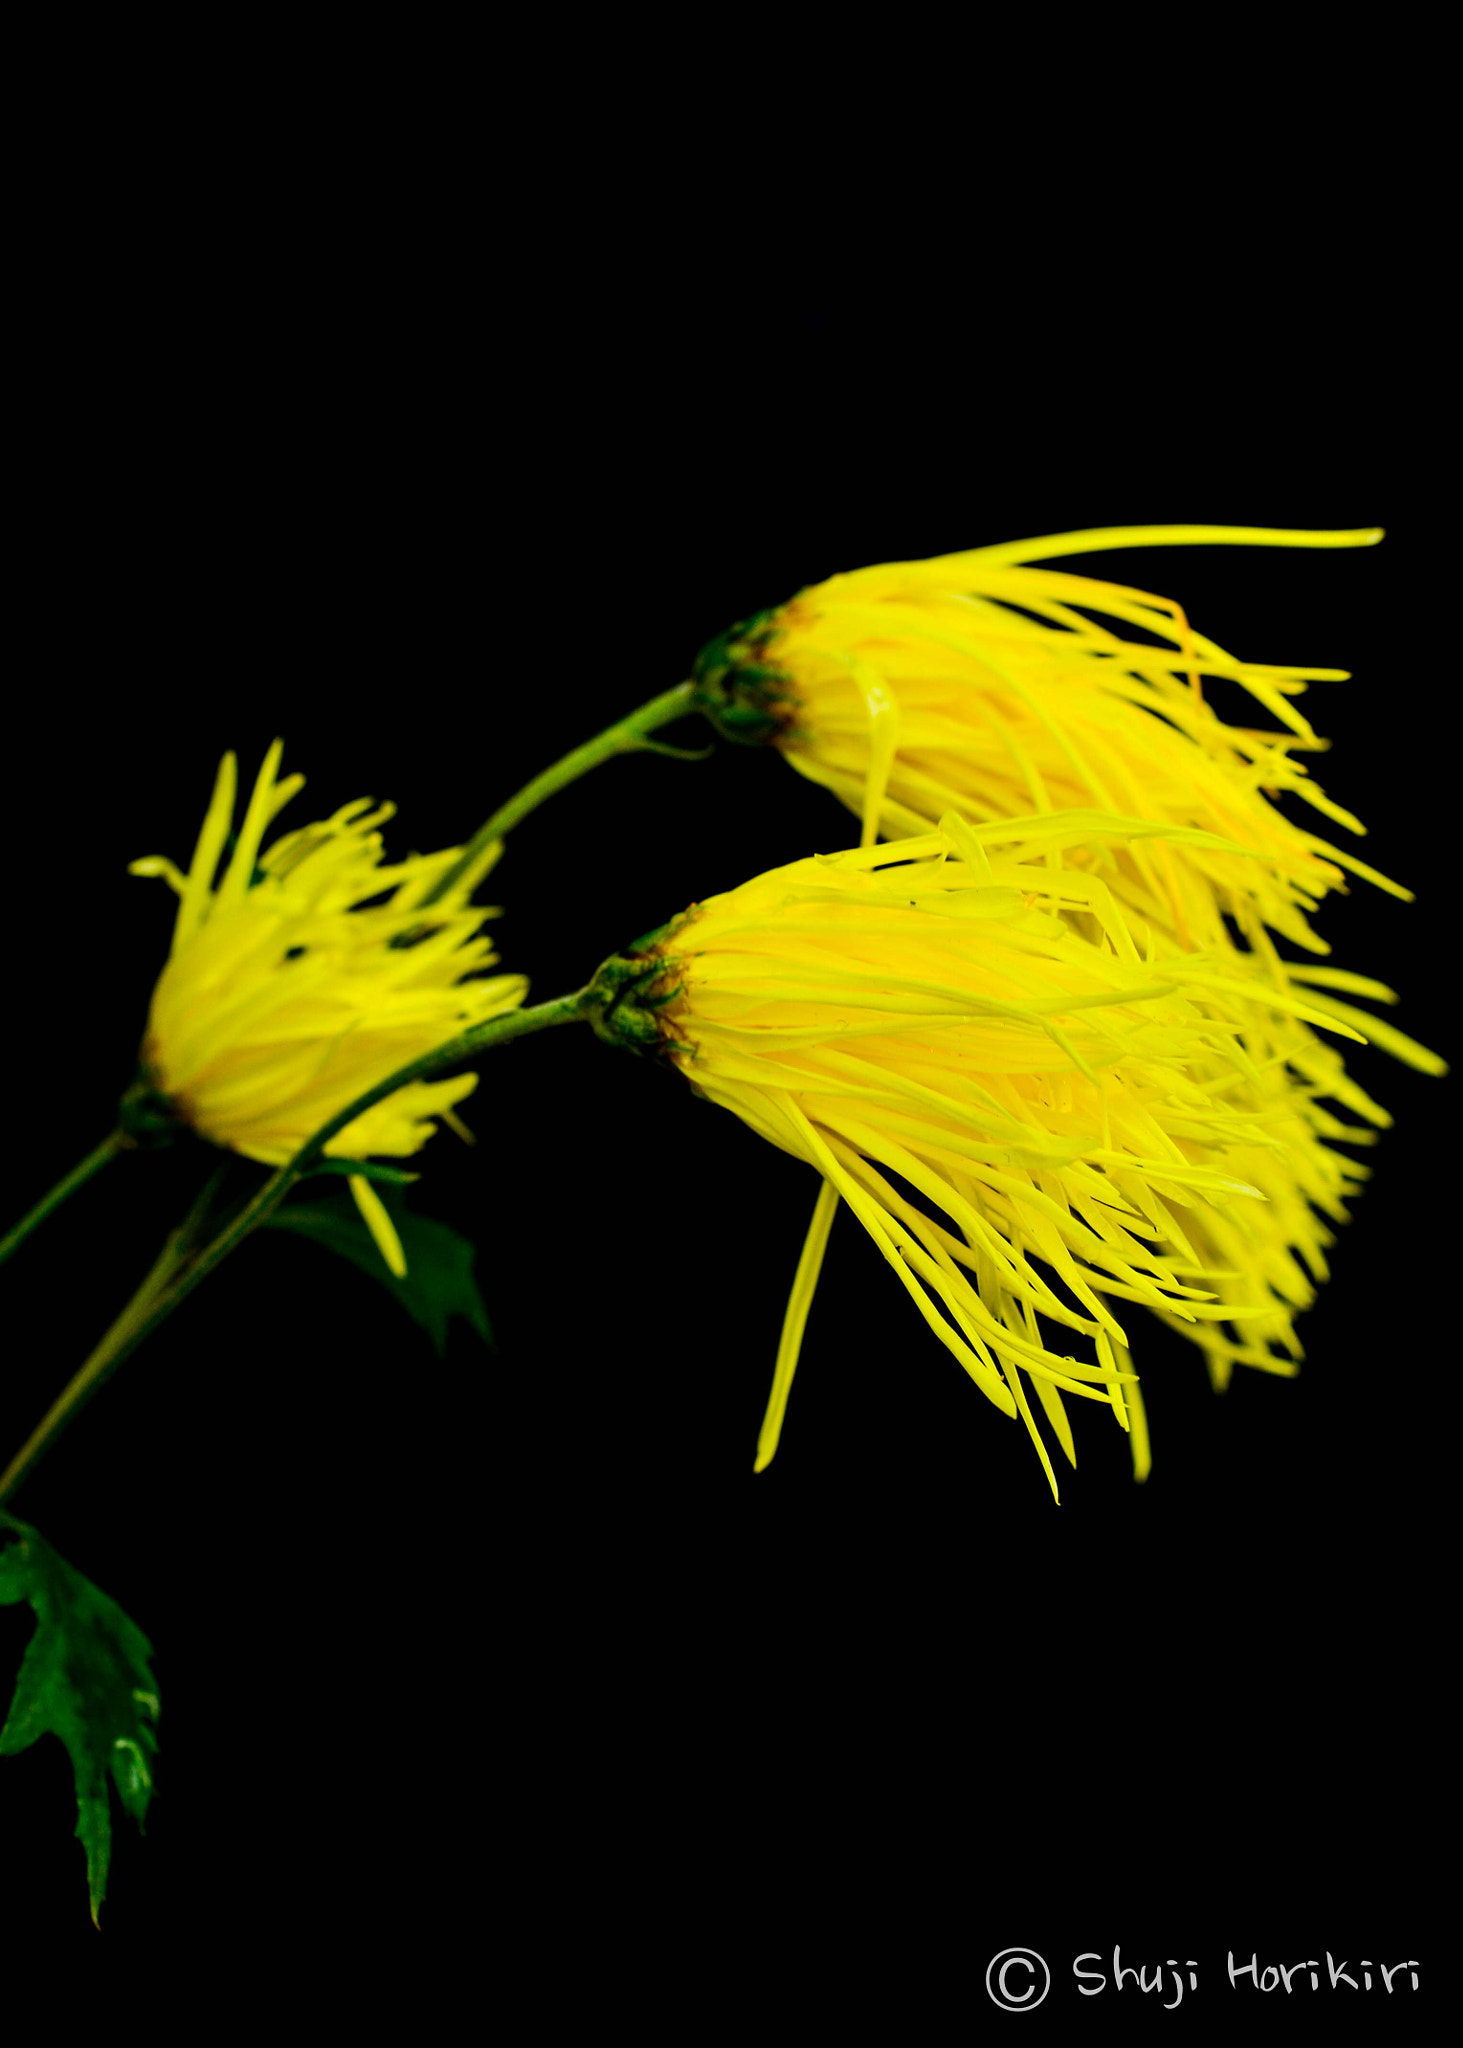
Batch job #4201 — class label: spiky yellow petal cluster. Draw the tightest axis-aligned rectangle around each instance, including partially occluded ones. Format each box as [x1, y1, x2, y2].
[618, 812, 1439, 1500]
[693, 526, 1404, 957]
[130, 742, 528, 1268]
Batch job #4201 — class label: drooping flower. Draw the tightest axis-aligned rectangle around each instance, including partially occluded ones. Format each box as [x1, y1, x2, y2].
[587, 812, 1440, 1499]
[128, 741, 528, 1274]
[691, 525, 1405, 957]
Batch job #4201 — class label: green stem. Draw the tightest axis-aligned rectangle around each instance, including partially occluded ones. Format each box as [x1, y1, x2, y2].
[0, 992, 588, 1504]
[0, 1191, 203, 1503]
[0, 1130, 130, 1272]
[422, 680, 700, 906]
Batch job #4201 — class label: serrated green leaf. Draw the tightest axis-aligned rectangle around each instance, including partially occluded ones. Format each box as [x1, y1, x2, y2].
[264, 1184, 492, 1355]
[0, 1515, 159, 1925]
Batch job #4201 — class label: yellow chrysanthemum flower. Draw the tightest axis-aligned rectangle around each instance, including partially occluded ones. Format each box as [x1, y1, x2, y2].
[692, 525, 1404, 956]
[128, 741, 528, 1275]
[588, 811, 1440, 1500]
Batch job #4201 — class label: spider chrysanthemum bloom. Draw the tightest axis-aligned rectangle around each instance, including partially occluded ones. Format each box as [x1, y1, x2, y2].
[587, 811, 1436, 1499]
[128, 740, 528, 1274]
[691, 525, 1404, 957]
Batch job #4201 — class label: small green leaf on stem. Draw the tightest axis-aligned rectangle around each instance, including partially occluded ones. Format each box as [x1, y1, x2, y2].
[264, 1185, 491, 1355]
[0, 1514, 159, 1925]
[302, 1159, 422, 1187]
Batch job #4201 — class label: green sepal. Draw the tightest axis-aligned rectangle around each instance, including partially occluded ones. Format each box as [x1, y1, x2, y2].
[623, 906, 696, 957]
[263, 1185, 491, 1355]
[0, 1513, 159, 1926]
[117, 1073, 185, 1149]
[584, 949, 686, 1057]
[690, 606, 795, 744]
[301, 1159, 422, 1187]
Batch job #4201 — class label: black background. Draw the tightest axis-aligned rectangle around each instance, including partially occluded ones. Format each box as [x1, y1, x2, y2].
[0, 114, 1451, 2026]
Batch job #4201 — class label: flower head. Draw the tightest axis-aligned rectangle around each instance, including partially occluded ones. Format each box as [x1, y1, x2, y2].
[692, 525, 1405, 957]
[589, 811, 1439, 1498]
[129, 741, 528, 1272]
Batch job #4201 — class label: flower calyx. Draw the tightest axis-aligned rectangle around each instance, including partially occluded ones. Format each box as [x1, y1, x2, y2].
[117, 1072, 187, 1149]
[690, 607, 794, 745]
[584, 925, 690, 1058]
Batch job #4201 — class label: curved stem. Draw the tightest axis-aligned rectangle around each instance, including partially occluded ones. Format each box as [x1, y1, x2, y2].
[0, 1130, 130, 1271]
[0, 1161, 228, 1502]
[0, 992, 588, 1504]
[0, 1230, 190, 1503]
[291, 989, 590, 1162]
[422, 680, 699, 905]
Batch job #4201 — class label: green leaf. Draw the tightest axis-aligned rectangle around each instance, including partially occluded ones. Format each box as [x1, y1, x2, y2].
[0, 1514, 159, 1925]
[264, 1184, 492, 1356]
[302, 1158, 421, 1186]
